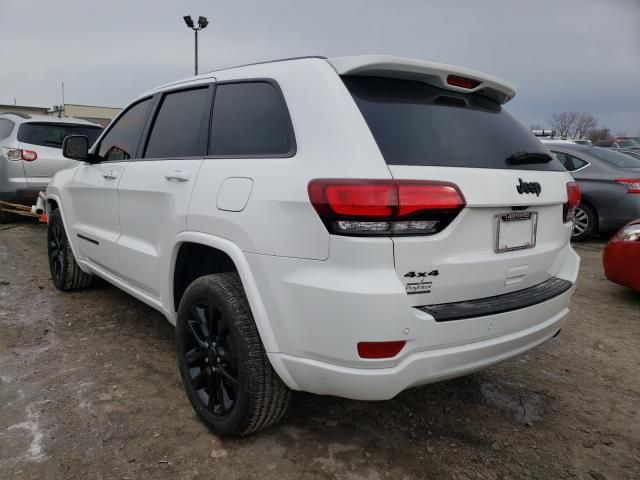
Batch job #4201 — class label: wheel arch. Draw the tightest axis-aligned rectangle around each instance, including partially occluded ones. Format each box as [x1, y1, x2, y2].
[44, 193, 85, 266]
[168, 232, 281, 355]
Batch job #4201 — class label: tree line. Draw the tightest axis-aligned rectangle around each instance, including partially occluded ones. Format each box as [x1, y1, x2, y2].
[530, 112, 619, 144]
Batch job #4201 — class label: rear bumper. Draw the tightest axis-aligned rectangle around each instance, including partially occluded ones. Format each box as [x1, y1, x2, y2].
[603, 241, 640, 292]
[0, 189, 41, 205]
[250, 242, 580, 399]
[269, 297, 569, 400]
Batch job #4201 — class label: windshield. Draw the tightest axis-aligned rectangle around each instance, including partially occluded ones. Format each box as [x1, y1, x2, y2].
[618, 150, 640, 161]
[617, 138, 640, 148]
[17, 122, 103, 149]
[343, 76, 563, 171]
[590, 147, 640, 168]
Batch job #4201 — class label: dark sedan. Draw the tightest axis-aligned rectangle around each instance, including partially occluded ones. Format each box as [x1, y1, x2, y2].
[543, 144, 640, 241]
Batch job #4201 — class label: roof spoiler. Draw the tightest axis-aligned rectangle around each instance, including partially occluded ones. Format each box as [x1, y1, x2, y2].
[327, 55, 516, 105]
[0, 112, 32, 119]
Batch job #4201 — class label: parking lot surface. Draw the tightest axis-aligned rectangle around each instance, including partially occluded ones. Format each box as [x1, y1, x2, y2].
[1, 223, 639, 480]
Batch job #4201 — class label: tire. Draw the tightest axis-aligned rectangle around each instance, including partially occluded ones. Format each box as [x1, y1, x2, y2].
[571, 203, 597, 242]
[47, 209, 93, 290]
[176, 273, 291, 436]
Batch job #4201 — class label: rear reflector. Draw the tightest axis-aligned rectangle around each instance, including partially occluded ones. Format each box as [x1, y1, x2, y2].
[357, 341, 405, 359]
[21, 150, 38, 161]
[564, 182, 581, 223]
[447, 75, 481, 89]
[308, 179, 465, 236]
[615, 178, 640, 193]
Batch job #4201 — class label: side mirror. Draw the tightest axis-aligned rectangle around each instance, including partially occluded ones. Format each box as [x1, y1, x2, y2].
[62, 135, 90, 161]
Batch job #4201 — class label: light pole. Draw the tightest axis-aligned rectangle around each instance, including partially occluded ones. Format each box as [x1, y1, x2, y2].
[183, 15, 209, 76]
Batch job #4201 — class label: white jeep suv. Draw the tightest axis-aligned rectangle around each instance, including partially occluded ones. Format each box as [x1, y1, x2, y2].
[46, 55, 580, 436]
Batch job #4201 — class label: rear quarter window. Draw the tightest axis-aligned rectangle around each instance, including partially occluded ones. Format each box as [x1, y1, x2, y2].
[0, 119, 15, 140]
[209, 81, 295, 157]
[343, 76, 563, 171]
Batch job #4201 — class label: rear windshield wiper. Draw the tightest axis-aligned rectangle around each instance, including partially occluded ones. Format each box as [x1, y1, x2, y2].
[506, 152, 553, 165]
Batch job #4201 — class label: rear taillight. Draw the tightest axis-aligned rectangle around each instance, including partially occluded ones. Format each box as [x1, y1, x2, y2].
[447, 75, 480, 89]
[1, 147, 37, 161]
[3, 147, 22, 160]
[614, 224, 640, 242]
[564, 182, 581, 223]
[615, 178, 640, 193]
[308, 179, 466, 236]
[357, 341, 405, 359]
[21, 150, 38, 161]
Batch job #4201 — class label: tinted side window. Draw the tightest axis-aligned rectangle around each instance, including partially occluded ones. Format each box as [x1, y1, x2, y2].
[145, 88, 209, 159]
[552, 151, 570, 170]
[568, 154, 588, 171]
[98, 99, 151, 161]
[209, 82, 294, 156]
[0, 119, 15, 140]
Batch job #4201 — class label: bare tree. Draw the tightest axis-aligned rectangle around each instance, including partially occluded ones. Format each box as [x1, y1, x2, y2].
[587, 128, 611, 144]
[550, 112, 578, 139]
[529, 123, 544, 130]
[572, 113, 598, 139]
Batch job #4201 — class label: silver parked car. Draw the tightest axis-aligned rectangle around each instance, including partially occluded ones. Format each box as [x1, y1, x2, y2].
[0, 112, 102, 221]
[543, 143, 640, 241]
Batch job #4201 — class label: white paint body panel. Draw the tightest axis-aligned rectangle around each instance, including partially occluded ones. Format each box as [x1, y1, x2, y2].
[216, 177, 254, 212]
[47, 55, 580, 400]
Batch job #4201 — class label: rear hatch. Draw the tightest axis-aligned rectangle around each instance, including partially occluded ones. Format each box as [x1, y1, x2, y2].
[17, 122, 103, 187]
[341, 72, 574, 307]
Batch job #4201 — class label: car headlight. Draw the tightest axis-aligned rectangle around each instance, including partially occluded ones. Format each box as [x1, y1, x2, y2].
[615, 224, 640, 242]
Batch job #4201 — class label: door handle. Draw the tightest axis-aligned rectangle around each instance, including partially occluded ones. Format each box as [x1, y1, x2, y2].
[165, 170, 190, 182]
[102, 171, 118, 180]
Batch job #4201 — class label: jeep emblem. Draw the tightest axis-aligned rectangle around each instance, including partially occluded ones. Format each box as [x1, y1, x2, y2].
[516, 178, 541, 196]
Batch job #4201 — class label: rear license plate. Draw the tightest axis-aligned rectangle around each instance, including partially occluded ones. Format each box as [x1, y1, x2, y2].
[495, 211, 538, 253]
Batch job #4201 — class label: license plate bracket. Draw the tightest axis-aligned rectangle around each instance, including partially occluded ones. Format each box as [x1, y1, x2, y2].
[495, 211, 538, 253]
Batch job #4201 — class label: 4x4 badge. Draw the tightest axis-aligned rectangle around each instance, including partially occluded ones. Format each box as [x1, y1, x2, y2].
[516, 178, 542, 196]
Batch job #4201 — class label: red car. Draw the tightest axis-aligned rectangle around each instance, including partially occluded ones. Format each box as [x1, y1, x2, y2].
[603, 219, 640, 292]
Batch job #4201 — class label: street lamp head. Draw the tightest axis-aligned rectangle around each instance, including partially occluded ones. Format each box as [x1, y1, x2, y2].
[183, 15, 195, 28]
[198, 16, 209, 29]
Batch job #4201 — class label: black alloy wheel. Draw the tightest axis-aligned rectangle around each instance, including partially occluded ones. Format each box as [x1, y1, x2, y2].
[184, 300, 239, 416]
[176, 273, 291, 436]
[48, 215, 66, 283]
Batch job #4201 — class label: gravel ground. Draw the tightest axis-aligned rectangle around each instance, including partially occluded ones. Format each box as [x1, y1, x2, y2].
[1, 223, 639, 480]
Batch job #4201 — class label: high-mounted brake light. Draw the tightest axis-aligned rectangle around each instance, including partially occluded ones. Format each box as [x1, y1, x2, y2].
[308, 179, 466, 236]
[564, 182, 581, 223]
[21, 150, 38, 162]
[357, 341, 405, 359]
[615, 178, 640, 193]
[447, 75, 480, 89]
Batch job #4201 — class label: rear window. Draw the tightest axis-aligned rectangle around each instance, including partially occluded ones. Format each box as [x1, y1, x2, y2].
[589, 147, 640, 169]
[617, 138, 640, 148]
[18, 122, 103, 149]
[343, 76, 563, 171]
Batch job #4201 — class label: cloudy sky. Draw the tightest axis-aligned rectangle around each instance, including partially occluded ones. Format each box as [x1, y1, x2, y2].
[1, 0, 639, 134]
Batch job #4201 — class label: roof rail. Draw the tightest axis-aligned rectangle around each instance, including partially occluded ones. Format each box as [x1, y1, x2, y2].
[0, 111, 32, 119]
[203, 55, 327, 75]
